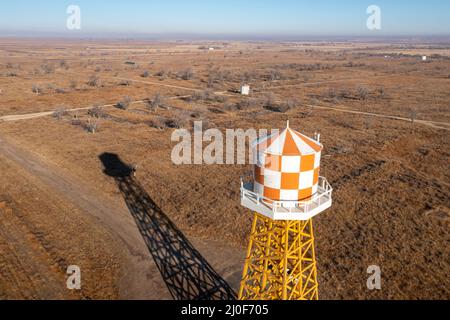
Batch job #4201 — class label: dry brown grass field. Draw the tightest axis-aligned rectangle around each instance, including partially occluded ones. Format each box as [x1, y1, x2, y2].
[0, 38, 449, 300]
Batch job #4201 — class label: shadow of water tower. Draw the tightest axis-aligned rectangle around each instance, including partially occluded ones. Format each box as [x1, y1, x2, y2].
[99, 152, 236, 300]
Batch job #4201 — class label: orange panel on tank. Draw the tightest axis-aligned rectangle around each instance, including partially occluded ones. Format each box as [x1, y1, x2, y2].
[281, 172, 300, 189]
[300, 154, 315, 171]
[264, 187, 281, 201]
[299, 188, 313, 200]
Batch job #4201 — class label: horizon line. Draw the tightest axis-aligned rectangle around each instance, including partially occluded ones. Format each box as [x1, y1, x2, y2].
[1, 32, 450, 43]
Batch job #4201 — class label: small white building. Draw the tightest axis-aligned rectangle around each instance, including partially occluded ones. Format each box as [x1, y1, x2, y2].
[422, 56, 427, 61]
[241, 85, 250, 96]
[209, 47, 215, 51]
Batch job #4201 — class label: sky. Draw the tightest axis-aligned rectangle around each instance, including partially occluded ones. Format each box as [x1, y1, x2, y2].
[0, 0, 449, 38]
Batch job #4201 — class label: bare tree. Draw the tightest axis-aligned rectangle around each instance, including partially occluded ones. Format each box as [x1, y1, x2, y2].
[147, 93, 166, 112]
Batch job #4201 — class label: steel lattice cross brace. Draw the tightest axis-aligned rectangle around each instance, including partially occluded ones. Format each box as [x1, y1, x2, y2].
[239, 213, 319, 300]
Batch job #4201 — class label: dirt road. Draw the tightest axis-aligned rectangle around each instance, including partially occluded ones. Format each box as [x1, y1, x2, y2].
[2, 72, 448, 130]
[306, 104, 450, 131]
[0, 134, 243, 299]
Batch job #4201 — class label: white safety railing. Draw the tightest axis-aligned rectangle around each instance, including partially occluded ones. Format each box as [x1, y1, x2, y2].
[241, 176, 333, 214]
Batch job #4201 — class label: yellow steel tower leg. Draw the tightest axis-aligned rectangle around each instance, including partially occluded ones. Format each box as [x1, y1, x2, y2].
[239, 213, 319, 300]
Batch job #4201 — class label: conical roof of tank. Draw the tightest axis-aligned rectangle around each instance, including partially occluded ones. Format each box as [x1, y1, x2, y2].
[253, 121, 323, 156]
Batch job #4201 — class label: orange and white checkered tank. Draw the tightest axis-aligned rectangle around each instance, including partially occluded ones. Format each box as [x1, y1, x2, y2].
[253, 126, 322, 202]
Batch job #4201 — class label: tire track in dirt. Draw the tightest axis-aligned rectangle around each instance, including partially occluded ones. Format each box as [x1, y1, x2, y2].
[0, 201, 71, 299]
[0, 135, 171, 299]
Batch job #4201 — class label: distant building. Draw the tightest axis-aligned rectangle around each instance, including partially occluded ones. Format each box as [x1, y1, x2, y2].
[209, 47, 215, 51]
[241, 85, 250, 96]
[422, 56, 427, 61]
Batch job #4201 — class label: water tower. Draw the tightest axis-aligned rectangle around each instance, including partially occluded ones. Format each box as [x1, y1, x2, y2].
[239, 122, 333, 300]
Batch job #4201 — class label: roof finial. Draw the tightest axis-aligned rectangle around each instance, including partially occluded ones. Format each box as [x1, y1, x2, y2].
[287, 120, 290, 129]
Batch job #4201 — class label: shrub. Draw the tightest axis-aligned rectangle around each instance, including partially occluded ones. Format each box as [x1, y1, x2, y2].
[189, 90, 227, 103]
[164, 118, 183, 129]
[84, 119, 99, 134]
[148, 116, 167, 129]
[338, 89, 351, 99]
[208, 69, 225, 87]
[88, 105, 105, 118]
[59, 60, 69, 69]
[53, 107, 68, 119]
[148, 93, 165, 111]
[148, 116, 185, 130]
[87, 75, 100, 87]
[180, 68, 195, 80]
[235, 98, 260, 110]
[116, 96, 132, 110]
[190, 90, 208, 101]
[264, 104, 291, 113]
[155, 70, 167, 77]
[326, 88, 337, 99]
[357, 86, 370, 100]
[376, 87, 386, 98]
[141, 70, 151, 78]
[118, 79, 131, 86]
[269, 69, 283, 81]
[32, 84, 42, 94]
[262, 94, 292, 113]
[263, 93, 277, 108]
[41, 63, 55, 74]
[285, 99, 297, 110]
